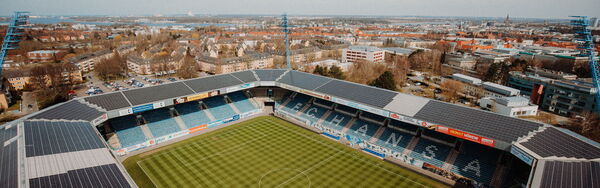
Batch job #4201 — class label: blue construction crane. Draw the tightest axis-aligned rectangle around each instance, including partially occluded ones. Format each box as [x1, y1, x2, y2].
[571, 16, 600, 112]
[0, 11, 29, 76]
[282, 14, 291, 69]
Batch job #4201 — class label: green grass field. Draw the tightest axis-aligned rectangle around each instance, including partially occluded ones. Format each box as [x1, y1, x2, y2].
[123, 116, 448, 188]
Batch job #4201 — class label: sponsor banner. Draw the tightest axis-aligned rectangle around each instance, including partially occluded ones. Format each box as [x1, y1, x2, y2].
[322, 132, 340, 140]
[119, 108, 133, 116]
[261, 81, 276, 86]
[92, 113, 108, 126]
[363, 148, 385, 158]
[152, 101, 165, 109]
[154, 130, 189, 144]
[174, 91, 219, 104]
[188, 124, 208, 133]
[132, 104, 154, 113]
[389, 113, 419, 125]
[226, 83, 255, 93]
[331, 97, 389, 117]
[437, 125, 496, 147]
[511, 146, 534, 166]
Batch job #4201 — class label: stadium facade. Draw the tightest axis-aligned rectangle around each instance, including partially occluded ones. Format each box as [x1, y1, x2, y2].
[0, 69, 599, 188]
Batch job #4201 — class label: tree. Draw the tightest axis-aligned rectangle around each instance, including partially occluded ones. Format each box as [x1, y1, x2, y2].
[94, 52, 127, 81]
[369, 71, 397, 91]
[440, 80, 464, 103]
[313, 65, 329, 76]
[177, 50, 199, 79]
[328, 65, 345, 80]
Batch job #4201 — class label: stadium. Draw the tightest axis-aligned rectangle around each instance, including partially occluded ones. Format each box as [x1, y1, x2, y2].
[1, 69, 599, 188]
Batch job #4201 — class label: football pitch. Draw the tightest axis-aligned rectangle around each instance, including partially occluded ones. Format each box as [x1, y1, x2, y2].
[122, 116, 448, 188]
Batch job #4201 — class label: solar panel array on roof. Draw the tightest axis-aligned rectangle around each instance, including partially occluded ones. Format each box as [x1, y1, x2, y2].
[183, 74, 243, 93]
[278, 71, 333, 90]
[414, 101, 543, 143]
[315, 80, 397, 108]
[540, 161, 600, 188]
[24, 121, 105, 157]
[29, 100, 104, 121]
[254, 69, 287, 81]
[230, 70, 258, 83]
[521, 127, 600, 159]
[29, 164, 131, 188]
[122, 82, 195, 105]
[0, 125, 18, 188]
[83, 92, 131, 111]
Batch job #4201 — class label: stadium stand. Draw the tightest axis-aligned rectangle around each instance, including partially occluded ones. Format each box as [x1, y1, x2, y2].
[409, 138, 453, 168]
[228, 91, 257, 112]
[6, 69, 600, 188]
[321, 111, 352, 130]
[109, 115, 147, 148]
[300, 104, 328, 123]
[374, 127, 416, 153]
[142, 108, 181, 138]
[346, 119, 381, 143]
[451, 141, 502, 185]
[203, 96, 237, 120]
[175, 102, 212, 128]
[280, 93, 312, 114]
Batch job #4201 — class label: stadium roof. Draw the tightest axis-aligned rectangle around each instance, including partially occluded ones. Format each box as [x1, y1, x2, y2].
[3, 69, 600, 187]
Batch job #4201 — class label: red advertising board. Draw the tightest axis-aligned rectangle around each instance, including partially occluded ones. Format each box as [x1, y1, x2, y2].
[436, 125, 496, 147]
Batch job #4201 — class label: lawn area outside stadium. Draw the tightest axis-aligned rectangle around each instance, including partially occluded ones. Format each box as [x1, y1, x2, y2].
[122, 116, 448, 188]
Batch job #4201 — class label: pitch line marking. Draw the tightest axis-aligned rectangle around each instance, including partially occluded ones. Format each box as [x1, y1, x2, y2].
[258, 168, 311, 188]
[136, 161, 160, 188]
[274, 151, 343, 188]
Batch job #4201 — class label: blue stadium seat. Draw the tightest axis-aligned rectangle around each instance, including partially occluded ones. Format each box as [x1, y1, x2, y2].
[300, 105, 328, 123]
[346, 119, 380, 142]
[321, 111, 352, 130]
[203, 96, 237, 120]
[109, 115, 146, 148]
[409, 138, 452, 168]
[142, 108, 181, 138]
[280, 94, 312, 114]
[450, 141, 501, 185]
[175, 102, 212, 128]
[228, 91, 257, 113]
[375, 128, 415, 153]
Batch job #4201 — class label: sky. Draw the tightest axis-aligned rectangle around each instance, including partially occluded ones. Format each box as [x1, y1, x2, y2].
[1, 0, 599, 19]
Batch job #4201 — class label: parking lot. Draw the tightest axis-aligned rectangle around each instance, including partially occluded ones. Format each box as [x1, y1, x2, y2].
[78, 73, 179, 97]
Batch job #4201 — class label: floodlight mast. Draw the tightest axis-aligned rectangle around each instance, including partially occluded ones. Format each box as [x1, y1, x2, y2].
[570, 16, 600, 113]
[282, 14, 291, 70]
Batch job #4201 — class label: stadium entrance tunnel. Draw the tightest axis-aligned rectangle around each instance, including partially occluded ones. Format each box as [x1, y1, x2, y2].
[258, 168, 311, 188]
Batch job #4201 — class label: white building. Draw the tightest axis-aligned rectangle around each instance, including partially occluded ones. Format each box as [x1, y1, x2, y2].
[342, 46, 385, 63]
[306, 59, 352, 72]
[480, 96, 538, 117]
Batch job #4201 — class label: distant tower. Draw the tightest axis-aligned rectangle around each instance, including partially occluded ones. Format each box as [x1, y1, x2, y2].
[504, 14, 511, 24]
[0, 11, 29, 76]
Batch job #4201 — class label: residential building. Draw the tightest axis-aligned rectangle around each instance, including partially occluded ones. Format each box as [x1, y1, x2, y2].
[27, 50, 66, 63]
[68, 50, 113, 72]
[451, 73, 519, 98]
[342, 45, 385, 63]
[197, 52, 273, 74]
[305, 59, 352, 72]
[3, 67, 83, 91]
[127, 56, 182, 75]
[480, 96, 539, 117]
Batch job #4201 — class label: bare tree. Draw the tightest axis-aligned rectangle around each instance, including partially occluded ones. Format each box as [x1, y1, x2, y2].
[440, 80, 464, 103]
